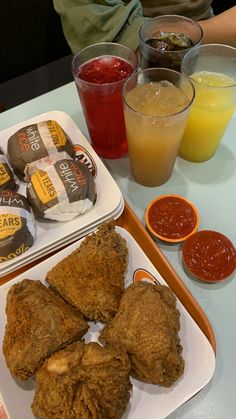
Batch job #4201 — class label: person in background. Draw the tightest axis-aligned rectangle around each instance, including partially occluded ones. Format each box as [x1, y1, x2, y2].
[212, 0, 236, 14]
[53, 0, 236, 54]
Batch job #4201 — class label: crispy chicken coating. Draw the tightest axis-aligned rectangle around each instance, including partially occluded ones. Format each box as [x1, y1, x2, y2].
[2, 279, 88, 380]
[100, 282, 184, 387]
[46, 221, 128, 322]
[32, 341, 132, 419]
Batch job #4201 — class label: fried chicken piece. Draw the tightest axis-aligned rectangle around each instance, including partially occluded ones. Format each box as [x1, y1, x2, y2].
[46, 221, 128, 322]
[2, 279, 88, 380]
[32, 341, 132, 419]
[100, 282, 184, 387]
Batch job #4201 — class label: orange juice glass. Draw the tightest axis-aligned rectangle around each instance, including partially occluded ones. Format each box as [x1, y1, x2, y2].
[179, 44, 236, 162]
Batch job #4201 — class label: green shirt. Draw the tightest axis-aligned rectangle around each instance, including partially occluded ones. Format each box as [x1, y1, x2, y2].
[53, 0, 212, 53]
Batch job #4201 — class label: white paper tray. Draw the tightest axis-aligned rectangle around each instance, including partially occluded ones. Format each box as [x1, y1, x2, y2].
[0, 111, 123, 277]
[0, 227, 215, 419]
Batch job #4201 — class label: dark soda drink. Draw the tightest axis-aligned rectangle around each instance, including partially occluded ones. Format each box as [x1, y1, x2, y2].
[139, 16, 202, 72]
[143, 32, 194, 72]
[145, 32, 193, 52]
[75, 55, 135, 159]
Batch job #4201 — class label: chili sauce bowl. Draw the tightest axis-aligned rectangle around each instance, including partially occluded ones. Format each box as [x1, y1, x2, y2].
[182, 230, 236, 283]
[145, 194, 199, 243]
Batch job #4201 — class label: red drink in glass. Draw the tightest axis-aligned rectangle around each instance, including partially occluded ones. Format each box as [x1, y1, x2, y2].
[77, 56, 135, 84]
[72, 43, 137, 159]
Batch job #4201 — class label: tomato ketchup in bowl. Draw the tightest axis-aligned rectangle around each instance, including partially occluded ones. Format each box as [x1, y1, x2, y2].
[182, 230, 236, 283]
[145, 194, 199, 243]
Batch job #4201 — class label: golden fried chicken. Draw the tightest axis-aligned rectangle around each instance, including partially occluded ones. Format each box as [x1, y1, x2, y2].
[2, 279, 88, 380]
[46, 221, 128, 322]
[32, 341, 132, 419]
[100, 282, 184, 387]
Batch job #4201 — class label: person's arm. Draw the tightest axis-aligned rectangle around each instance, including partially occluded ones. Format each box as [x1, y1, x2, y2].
[199, 6, 236, 47]
[53, 0, 148, 53]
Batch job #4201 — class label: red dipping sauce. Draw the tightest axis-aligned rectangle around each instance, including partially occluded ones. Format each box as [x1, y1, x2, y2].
[146, 195, 199, 243]
[183, 230, 236, 282]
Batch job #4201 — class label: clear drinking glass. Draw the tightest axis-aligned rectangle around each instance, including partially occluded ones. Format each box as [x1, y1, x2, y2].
[72, 42, 138, 159]
[123, 68, 195, 187]
[179, 43, 236, 162]
[139, 15, 203, 72]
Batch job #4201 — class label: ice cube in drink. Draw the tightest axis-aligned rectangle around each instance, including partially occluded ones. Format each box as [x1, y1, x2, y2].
[146, 31, 193, 51]
[143, 31, 194, 71]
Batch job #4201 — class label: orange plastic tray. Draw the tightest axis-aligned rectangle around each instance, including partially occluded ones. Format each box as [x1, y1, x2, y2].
[116, 202, 216, 354]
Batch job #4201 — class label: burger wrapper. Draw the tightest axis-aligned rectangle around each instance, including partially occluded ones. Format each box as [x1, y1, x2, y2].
[0, 148, 19, 192]
[0, 191, 35, 264]
[24, 151, 73, 181]
[7, 120, 74, 181]
[27, 159, 97, 222]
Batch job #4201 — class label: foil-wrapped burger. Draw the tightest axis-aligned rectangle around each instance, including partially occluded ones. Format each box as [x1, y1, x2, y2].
[0, 191, 35, 264]
[7, 120, 75, 181]
[27, 159, 97, 222]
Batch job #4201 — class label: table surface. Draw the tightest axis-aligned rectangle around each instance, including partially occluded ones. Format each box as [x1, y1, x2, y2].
[0, 82, 235, 419]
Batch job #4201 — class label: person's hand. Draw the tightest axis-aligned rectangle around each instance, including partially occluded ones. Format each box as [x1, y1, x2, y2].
[199, 6, 236, 47]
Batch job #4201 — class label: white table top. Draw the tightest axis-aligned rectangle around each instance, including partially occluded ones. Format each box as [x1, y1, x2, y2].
[0, 81, 235, 419]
